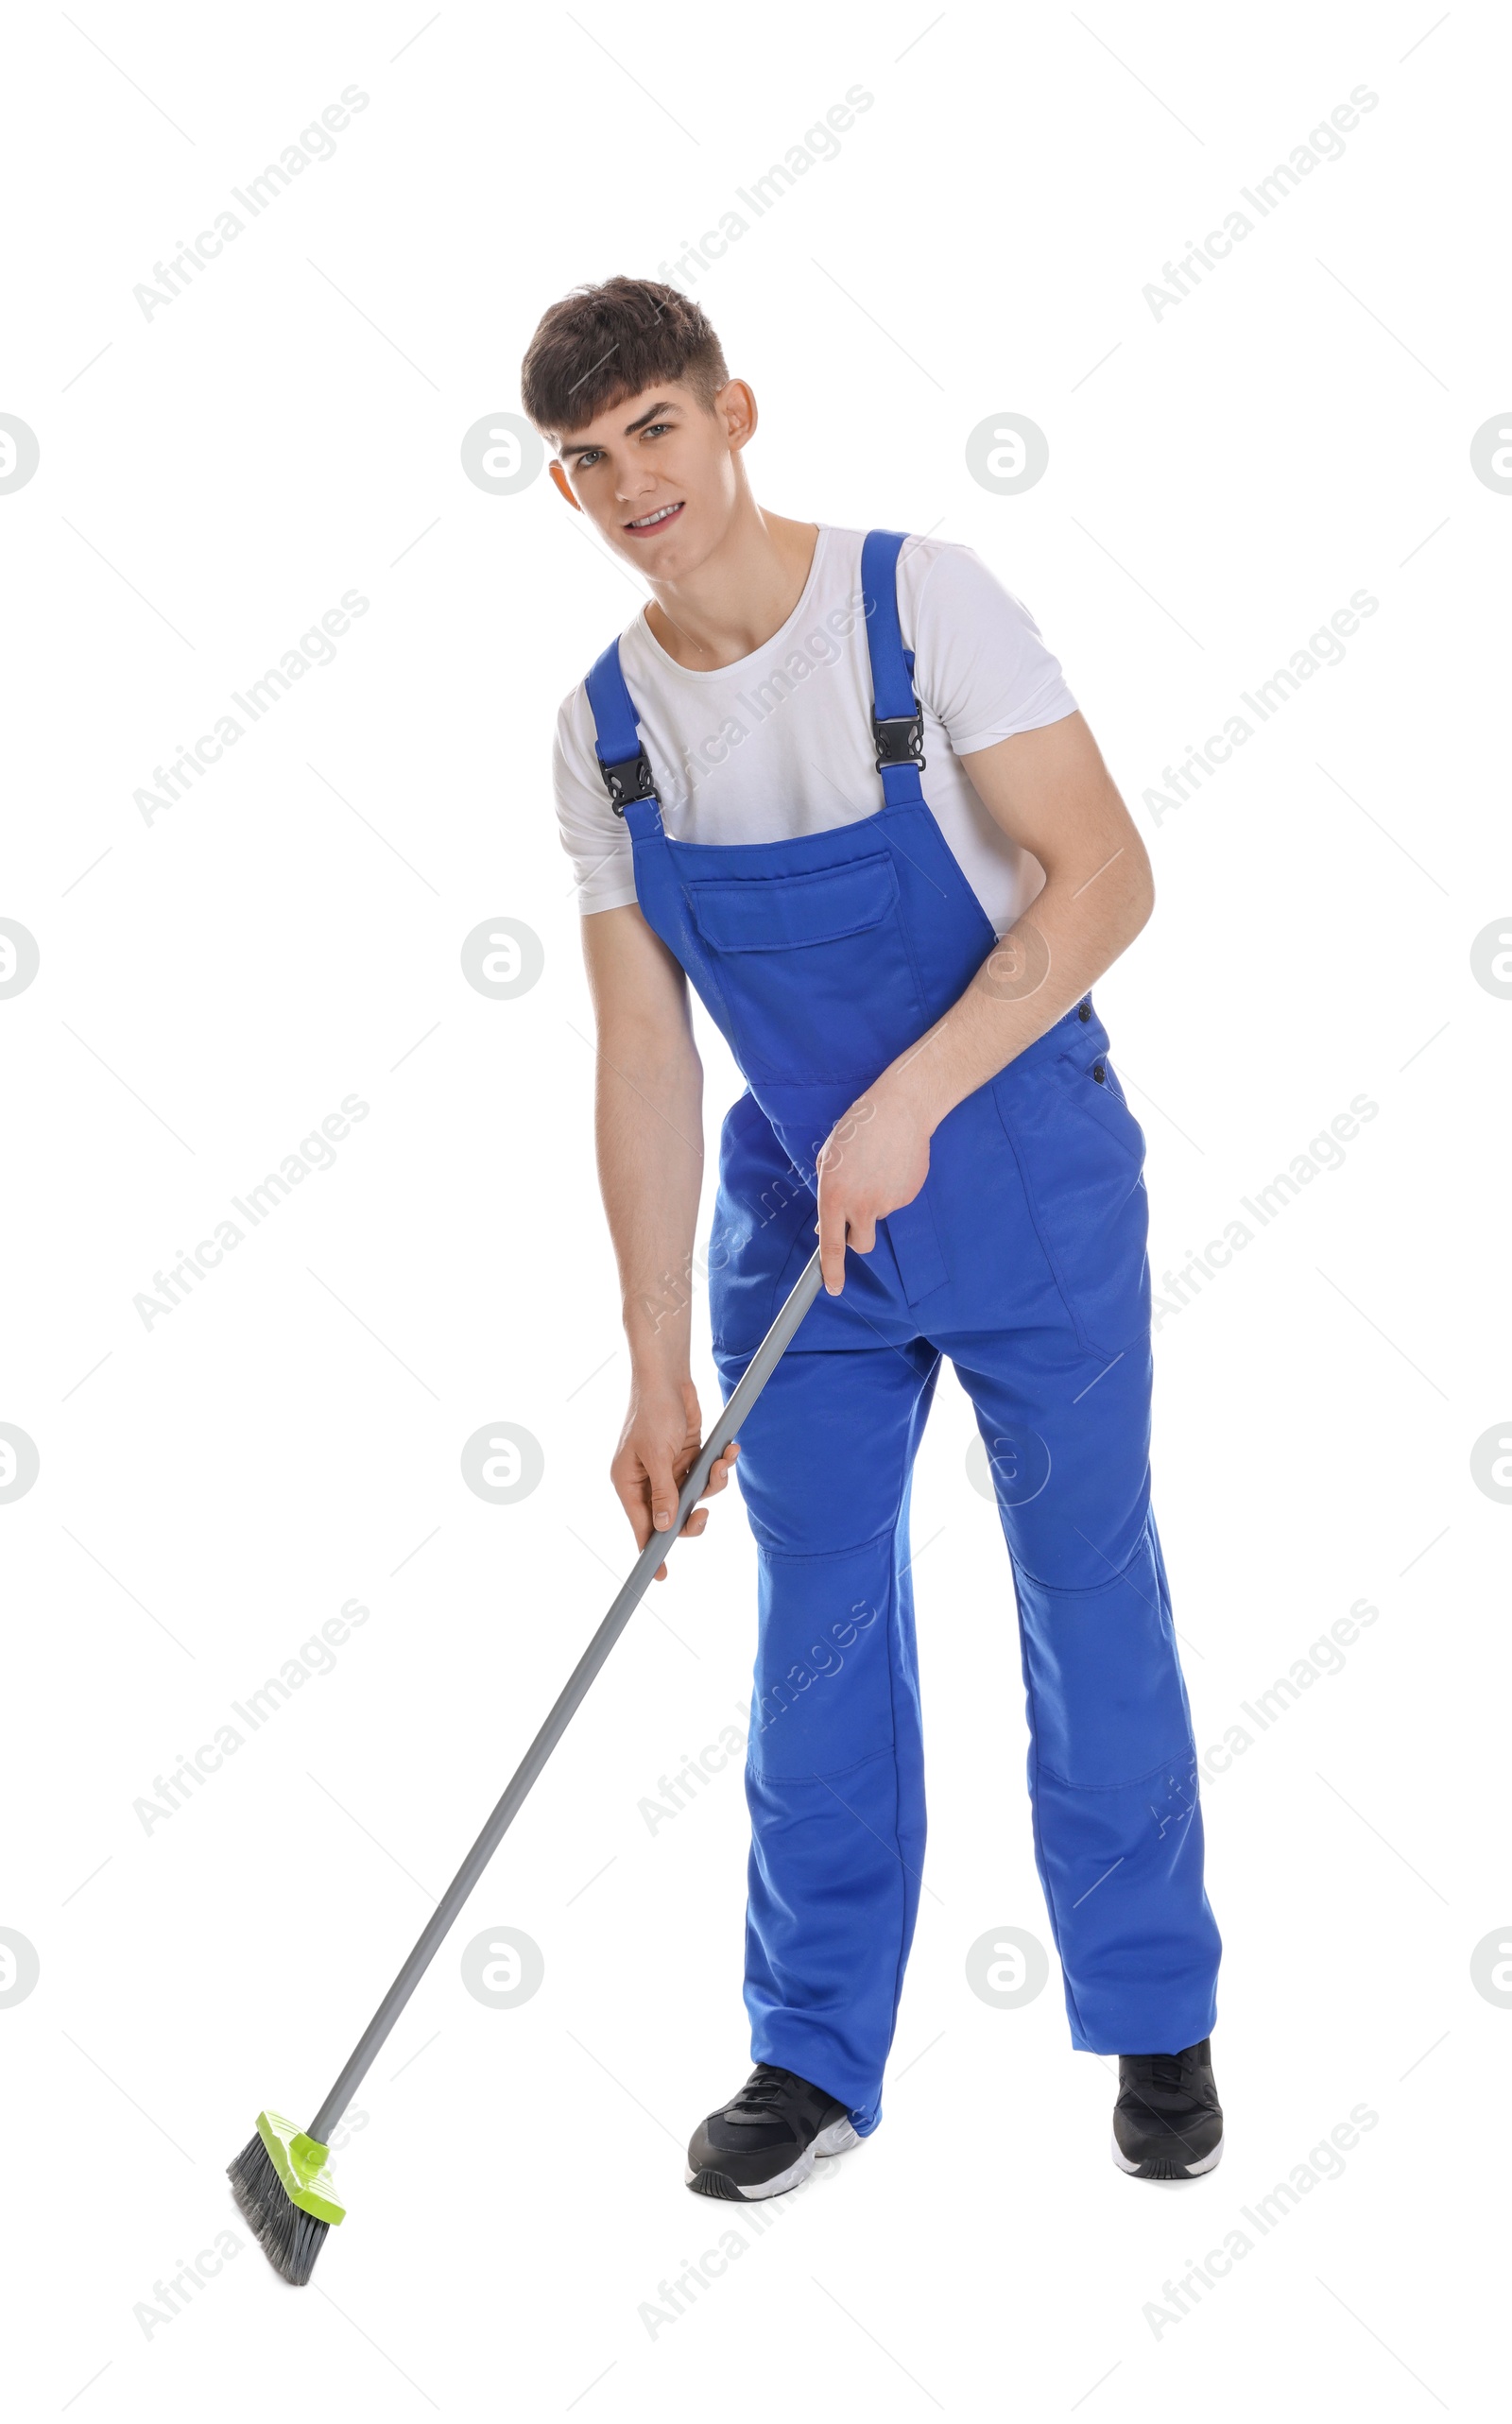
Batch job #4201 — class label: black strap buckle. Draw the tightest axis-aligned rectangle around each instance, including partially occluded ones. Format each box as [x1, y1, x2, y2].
[873, 710, 925, 771]
[599, 750, 658, 815]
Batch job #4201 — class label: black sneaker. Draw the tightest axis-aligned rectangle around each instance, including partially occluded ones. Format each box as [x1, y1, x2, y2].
[1112, 2038, 1224, 2178]
[686, 2062, 860, 2201]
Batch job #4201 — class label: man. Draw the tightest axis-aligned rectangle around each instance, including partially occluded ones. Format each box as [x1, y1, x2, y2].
[524, 274, 1223, 2199]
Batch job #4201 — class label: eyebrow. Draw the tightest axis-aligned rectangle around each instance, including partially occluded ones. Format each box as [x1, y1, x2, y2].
[560, 401, 679, 459]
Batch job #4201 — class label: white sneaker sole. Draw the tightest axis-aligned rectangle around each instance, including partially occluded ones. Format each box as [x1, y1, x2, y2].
[685, 2115, 861, 2200]
[1110, 2129, 1224, 2178]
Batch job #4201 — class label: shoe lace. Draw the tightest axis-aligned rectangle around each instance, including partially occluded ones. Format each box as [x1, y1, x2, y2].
[1125, 2051, 1189, 2096]
[730, 2064, 799, 2119]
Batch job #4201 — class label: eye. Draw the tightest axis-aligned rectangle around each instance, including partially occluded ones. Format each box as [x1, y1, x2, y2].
[643, 422, 672, 438]
[573, 448, 603, 470]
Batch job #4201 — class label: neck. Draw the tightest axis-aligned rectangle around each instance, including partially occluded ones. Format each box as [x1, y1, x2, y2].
[644, 496, 819, 670]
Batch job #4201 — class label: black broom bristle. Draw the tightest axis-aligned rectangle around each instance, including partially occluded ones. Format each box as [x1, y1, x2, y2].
[227, 2131, 332, 2286]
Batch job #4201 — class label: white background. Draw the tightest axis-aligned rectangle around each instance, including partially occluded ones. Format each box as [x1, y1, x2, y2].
[2, 2, 1506, 2416]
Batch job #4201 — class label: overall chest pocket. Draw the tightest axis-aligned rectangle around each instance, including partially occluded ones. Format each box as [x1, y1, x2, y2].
[686, 852, 926, 1086]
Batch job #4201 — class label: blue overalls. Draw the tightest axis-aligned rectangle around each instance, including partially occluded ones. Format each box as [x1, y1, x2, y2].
[584, 531, 1220, 2134]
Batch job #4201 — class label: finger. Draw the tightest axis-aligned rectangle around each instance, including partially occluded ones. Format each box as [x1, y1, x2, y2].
[698, 1446, 739, 1499]
[612, 1472, 655, 1554]
[816, 1201, 848, 1297]
[849, 1212, 877, 1254]
[645, 1445, 680, 1538]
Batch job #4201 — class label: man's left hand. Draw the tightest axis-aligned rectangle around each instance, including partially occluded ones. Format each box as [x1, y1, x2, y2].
[815, 1086, 932, 1296]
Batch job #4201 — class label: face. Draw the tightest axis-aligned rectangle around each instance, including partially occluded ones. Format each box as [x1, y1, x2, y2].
[550, 379, 753, 576]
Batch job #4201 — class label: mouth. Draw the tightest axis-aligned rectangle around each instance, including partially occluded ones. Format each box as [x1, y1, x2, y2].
[623, 500, 685, 534]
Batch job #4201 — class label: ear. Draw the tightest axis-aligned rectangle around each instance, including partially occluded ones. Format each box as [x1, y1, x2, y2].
[549, 461, 581, 509]
[718, 379, 758, 454]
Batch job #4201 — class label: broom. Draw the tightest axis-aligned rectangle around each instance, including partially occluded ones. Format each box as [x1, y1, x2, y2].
[228, 1247, 824, 2283]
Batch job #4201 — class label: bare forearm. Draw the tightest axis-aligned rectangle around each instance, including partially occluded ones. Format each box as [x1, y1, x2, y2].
[594, 1031, 704, 1372]
[878, 852, 1152, 1135]
[578, 907, 736, 1569]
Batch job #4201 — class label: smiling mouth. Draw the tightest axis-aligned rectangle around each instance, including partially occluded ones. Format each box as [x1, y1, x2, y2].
[624, 501, 685, 532]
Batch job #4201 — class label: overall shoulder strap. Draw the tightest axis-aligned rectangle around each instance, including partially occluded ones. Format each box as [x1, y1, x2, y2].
[584, 638, 664, 836]
[859, 528, 926, 809]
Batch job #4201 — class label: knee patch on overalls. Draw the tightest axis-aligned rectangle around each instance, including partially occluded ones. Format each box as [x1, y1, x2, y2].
[746, 1533, 904, 1780]
[1012, 1521, 1195, 1790]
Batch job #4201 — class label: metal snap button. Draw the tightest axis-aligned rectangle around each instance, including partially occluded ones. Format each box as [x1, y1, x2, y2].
[1091, 1063, 1106, 1082]
[1077, 1002, 1091, 1021]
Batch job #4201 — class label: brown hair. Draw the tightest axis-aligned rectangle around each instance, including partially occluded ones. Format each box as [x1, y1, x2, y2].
[520, 275, 730, 439]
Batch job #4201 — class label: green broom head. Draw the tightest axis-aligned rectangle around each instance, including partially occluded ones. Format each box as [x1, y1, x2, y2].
[227, 2110, 346, 2286]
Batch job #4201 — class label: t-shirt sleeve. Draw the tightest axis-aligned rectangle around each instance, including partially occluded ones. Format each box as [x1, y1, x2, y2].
[553, 685, 640, 916]
[905, 541, 1078, 756]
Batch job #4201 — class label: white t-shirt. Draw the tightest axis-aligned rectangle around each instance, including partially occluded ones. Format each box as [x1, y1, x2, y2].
[552, 523, 1079, 935]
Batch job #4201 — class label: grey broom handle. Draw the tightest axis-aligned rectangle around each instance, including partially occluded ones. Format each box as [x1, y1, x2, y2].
[308, 1245, 826, 2141]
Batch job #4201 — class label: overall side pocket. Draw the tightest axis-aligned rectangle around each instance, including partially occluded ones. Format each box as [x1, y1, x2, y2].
[992, 1049, 1152, 1358]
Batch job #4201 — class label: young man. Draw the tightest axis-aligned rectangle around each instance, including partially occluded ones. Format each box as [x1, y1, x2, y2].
[524, 275, 1223, 2198]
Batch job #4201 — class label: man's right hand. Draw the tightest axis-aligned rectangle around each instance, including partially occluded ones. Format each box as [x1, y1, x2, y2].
[611, 1374, 740, 1582]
